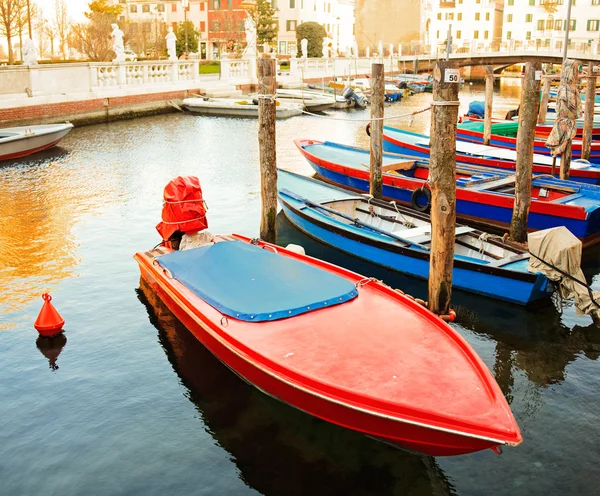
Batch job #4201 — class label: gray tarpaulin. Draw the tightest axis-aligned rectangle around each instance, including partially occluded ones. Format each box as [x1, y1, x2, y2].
[528, 227, 600, 320]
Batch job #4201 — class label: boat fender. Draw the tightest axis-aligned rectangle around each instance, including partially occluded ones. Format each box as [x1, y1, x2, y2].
[366, 123, 371, 137]
[285, 244, 306, 255]
[410, 186, 431, 212]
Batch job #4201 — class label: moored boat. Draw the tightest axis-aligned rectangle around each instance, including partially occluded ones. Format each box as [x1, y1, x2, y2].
[134, 176, 522, 456]
[0, 123, 73, 161]
[275, 89, 335, 112]
[382, 127, 600, 184]
[294, 138, 600, 246]
[182, 97, 302, 119]
[278, 170, 554, 306]
[456, 120, 600, 163]
[458, 115, 600, 140]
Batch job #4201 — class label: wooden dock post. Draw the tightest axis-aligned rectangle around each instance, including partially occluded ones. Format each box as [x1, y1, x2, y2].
[538, 76, 551, 124]
[369, 63, 384, 199]
[483, 65, 494, 145]
[510, 61, 541, 243]
[428, 60, 459, 316]
[258, 56, 277, 243]
[582, 62, 596, 161]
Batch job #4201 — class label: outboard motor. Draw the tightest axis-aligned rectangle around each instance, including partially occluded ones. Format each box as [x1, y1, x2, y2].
[156, 176, 209, 249]
[343, 86, 368, 108]
[342, 85, 355, 103]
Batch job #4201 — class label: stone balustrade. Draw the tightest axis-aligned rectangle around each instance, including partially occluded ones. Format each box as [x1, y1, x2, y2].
[0, 60, 202, 98]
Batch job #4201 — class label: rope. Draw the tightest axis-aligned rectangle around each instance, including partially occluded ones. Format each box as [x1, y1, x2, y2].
[430, 100, 461, 107]
[256, 94, 276, 102]
[529, 251, 600, 310]
[277, 99, 433, 122]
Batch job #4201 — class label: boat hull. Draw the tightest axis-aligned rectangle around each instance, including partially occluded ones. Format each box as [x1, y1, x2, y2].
[383, 128, 600, 185]
[135, 237, 521, 456]
[295, 141, 600, 247]
[0, 124, 73, 161]
[456, 127, 600, 163]
[279, 200, 551, 306]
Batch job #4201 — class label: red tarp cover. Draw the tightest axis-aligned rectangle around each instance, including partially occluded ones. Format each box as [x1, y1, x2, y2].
[156, 176, 208, 241]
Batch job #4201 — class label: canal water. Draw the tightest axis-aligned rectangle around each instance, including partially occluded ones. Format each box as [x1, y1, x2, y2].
[1, 82, 600, 495]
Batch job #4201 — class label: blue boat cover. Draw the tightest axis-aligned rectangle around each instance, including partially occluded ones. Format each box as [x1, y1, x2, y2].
[157, 240, 358, 322]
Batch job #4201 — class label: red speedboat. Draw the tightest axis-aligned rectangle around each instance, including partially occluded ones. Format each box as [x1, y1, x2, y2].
[134, 177, 522, 456]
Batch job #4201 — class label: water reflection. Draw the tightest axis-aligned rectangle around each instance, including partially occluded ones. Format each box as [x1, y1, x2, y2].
[35, 333, 67, 371]
[137, 278, 456, 496]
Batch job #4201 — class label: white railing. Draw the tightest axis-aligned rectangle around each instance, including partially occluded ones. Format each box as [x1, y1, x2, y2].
[220, 59, 250, 80]
[2, 60, 202, 99]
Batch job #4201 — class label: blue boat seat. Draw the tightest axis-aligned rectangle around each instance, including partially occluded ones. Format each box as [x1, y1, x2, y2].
[156, 240, 358, 322]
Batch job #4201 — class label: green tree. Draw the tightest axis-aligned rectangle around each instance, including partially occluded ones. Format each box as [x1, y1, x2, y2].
[296, 21, 327, 58]
[254, 0, 277, 45]
[176, 21, 198, 57]
[69, 0, 123, 61]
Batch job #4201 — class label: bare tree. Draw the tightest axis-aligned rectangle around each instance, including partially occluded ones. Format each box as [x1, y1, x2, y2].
[43, 20, 56, 58]
[0, 0, 21, 63]
[54, 0, 68, 59]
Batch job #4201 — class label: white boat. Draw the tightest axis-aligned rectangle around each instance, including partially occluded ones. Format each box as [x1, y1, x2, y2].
[275, 89, 335, 112]
[182, 97, 303, 119]
[0, 123, 73, 161]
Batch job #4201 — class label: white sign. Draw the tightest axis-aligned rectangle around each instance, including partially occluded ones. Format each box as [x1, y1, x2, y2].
[444, 68, 460, 83]
[535, 70, 543, 81]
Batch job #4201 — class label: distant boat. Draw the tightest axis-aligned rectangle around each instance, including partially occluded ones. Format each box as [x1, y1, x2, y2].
[382, 127, 600, 185]
[278, 169, 554, 306]
[275, 89, 334, 112]
[182, 97, 302, 119]
[0, 123, 73, 161]
[294, 138, 600, 247]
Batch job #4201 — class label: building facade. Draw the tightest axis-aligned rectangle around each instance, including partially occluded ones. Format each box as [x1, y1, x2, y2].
[425, 0, 504, 55]
[355, 0, 421, 55]
[110, 0, 354, 59]
[111, 1, 210, 57]
[502, 0, 600, 53]
[274, 0, 355, 56]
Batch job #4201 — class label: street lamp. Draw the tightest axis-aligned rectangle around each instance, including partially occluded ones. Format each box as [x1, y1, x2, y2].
[181, 0, 189, 58]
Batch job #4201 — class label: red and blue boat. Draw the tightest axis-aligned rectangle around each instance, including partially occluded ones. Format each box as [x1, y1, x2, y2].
[294, 138, 600, 247]
[382, 127, 600, 184]
[278, 170, 554, 306]
[134, 177, 522, 456]
[456, 120, 600, 163]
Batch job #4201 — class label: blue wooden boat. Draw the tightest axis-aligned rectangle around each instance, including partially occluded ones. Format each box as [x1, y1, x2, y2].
[294, 139, 600, 247]
[278, 170, 554, 306]
[382, 127, 600, 185]
[456, 121, 600, 163]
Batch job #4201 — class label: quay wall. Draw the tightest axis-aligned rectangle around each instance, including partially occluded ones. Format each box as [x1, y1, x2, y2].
[0, 89, 203, 126]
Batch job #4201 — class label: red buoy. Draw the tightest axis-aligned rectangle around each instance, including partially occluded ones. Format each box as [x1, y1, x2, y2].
[34, 293, 65, 337]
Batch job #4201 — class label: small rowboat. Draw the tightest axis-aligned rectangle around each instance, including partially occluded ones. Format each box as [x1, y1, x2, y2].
[0, 123, 73, 161]
[275, 89, 334, 112]
[135, 234, 522, 455]
[456, 121, 600, 163]
[182, 97, 302, 119]
[382, 127, 600, 184]
[278, 170, 554, 306]
[295, 139, 600, 247]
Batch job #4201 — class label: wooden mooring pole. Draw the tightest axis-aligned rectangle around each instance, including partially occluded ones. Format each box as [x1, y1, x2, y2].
[369, 63, 384, 199]
[582, 62, 596, 161]
[428, 61, 459, 316]
[483, 66, 494, 145]
[510, 61, 541, 243]
[538, 76, 551, 124]
[258, 56, 277, 243]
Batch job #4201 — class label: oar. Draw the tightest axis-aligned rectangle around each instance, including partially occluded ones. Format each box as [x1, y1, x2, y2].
[279, 188, 428, 250]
